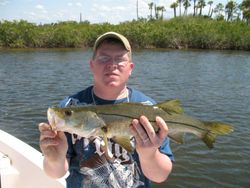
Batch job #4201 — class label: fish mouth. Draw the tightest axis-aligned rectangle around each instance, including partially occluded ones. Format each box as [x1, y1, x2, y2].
[47, 108, 56, 130]
[47, 108, 65, 131]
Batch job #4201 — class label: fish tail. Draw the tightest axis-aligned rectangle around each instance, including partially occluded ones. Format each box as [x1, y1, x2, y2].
[202, 121, 234, 148]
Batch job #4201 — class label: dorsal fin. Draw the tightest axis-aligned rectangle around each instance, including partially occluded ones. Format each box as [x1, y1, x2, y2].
[156, 99, 184, 114]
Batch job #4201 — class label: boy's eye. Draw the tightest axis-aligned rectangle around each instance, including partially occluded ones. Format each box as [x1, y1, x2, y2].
[97, 56, 111, 63]
[115, 57, 126, 63]
[95, 55, 128, 66]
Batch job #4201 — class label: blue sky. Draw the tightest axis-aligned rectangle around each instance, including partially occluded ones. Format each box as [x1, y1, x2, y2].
[0, 0, 243, 24]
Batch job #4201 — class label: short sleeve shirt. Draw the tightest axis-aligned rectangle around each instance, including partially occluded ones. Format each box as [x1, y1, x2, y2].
[59, 86, 174, 188]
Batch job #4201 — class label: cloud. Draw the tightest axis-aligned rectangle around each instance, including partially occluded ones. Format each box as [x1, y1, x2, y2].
[67, 2, 82, 7]
[36, 4, 44, 10]
[35, 4, 47, 13]
[92, 4, 110, 12]
[24, 11, 50, 22]
[76, 2, 82, 7]
[23, 4, 49, 22]
[0, 0, 9, 6]
[89, 4, 132, 23]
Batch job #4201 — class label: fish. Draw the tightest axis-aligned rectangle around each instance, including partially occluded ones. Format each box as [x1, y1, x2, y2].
[47, 99, 234, 152]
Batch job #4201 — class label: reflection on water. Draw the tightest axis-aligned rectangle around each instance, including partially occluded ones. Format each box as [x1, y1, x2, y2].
[0, 48, 250, 187]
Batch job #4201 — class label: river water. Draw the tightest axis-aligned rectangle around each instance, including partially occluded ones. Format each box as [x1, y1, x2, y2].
[0, 48, 249, 187]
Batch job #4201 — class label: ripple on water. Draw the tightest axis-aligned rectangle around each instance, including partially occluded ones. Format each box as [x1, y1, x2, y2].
[1, 49, 250, 188]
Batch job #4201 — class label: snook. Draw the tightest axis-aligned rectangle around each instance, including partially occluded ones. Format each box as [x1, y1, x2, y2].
[47, 100, 233, 152]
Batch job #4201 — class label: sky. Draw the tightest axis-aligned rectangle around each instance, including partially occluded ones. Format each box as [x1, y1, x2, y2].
[0, 0, 243, 24]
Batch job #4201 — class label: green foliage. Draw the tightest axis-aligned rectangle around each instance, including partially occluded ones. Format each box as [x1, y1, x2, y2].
[241, 0, 250, 24]
[0, 20, 36, 47]
[0, 17, 250, 50]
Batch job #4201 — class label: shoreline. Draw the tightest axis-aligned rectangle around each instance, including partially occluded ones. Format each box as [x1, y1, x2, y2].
[1, 17, 250, 51]
[0, 47, 249, 53]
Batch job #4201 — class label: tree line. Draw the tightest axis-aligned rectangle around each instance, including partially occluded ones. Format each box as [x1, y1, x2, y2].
[1, 0, 250, 50]
[1, 16, 249, 50]
[145, 0, 250, 23]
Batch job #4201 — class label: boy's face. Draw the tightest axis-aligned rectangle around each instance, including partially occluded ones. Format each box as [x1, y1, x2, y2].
[90, 42, 134, 89]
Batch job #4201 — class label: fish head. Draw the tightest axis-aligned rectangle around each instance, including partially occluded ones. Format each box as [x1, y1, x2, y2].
[47, 107, 106, 137]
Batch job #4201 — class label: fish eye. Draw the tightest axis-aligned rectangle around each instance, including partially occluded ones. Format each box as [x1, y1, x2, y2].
[65, 110, 72, 116]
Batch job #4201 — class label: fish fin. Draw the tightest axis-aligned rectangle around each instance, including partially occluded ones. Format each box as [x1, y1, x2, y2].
[100, 127, 110, 155]
[203, 121, 234, 149]
[112, 136, 134, 153]
[103, 134, 109, 150]
[168, 132, 185, 144]
[156, 99, 184, 114]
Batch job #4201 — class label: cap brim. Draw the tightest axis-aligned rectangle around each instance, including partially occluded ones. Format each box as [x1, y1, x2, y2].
[93, 31, 131, 52]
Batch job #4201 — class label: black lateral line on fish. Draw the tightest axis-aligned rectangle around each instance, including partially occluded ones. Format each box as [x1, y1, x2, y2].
[98, 112, 208, 132]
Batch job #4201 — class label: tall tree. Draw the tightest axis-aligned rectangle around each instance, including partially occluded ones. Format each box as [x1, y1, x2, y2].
[235, 3, 242, 20]
[170, 1, 179, 18]
[214, 3, 224, 19]
[154, 5, 165, 20]
[154, 4, 160, 19]
[159, 6, 166, 19]
[178, 0, 183, 16]
[207, 1, 214, 17]
[148, 2, 154, 19]
[225, 0, 237, 21]
[240, 0, 250, 23]
[183, 0, 191, 16]
[197, 0, 206, 16]
[193, 0, 197, 16]
[136, 0, 139, 20]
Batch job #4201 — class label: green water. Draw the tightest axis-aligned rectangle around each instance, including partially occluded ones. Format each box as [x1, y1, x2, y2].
[0, 49, 249, 187]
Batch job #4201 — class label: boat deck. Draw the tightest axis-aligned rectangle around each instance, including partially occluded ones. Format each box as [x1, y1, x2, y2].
[0, 130, 66, 188]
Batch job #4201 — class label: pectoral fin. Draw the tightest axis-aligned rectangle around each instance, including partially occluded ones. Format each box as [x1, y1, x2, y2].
[112, 136, 134, 153]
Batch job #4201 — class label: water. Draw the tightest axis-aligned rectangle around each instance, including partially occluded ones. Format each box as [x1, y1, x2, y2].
[0, 48, 249, 188]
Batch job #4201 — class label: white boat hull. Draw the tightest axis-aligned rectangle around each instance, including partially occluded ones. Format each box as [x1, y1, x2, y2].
[0, 130, 66, 188]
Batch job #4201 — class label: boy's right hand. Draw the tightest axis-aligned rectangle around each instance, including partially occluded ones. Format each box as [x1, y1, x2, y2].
[39, 122, 68, 162]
